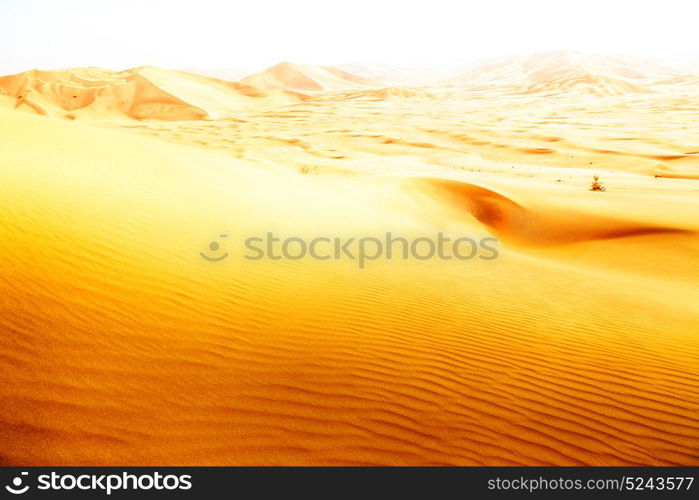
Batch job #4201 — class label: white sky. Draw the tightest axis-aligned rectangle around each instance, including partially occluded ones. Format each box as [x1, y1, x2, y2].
[1, 0, 698, 74]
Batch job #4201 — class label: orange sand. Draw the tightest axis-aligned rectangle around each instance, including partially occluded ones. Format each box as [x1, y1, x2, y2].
[0, 53, 698, 465]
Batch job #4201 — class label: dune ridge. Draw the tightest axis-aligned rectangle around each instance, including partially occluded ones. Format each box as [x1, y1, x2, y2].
[410, 177, 696, 246]
[450, 51, 682, 88]
[242, 61, 379, 92]
[0, 66, 306, 120]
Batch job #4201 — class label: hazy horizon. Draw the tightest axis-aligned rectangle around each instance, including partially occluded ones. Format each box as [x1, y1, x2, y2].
[2, 0, 699, 75]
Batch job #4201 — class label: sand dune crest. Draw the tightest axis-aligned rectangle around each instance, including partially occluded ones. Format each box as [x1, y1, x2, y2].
[0, 66, 306, 120]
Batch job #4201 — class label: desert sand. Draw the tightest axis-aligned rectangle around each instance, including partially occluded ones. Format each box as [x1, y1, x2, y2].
[0, 52, 698, 465]
[242, 61, 377, 92]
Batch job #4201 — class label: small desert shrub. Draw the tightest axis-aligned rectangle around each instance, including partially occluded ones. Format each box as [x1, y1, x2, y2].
[591, 174, 605, 191]
[298, 165, 318, 175]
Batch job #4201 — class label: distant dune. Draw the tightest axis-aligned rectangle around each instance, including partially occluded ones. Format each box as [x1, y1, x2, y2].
[515, 72, 655, 96]
[181, 67, 256, 82]
[0, 66, 306, 120]
[242, 61, 378, 92]
[654, 74, 699, 90]
[336, 87, 436, 101]
[334, 62, 449, 86]
[449, 51, 682, 95]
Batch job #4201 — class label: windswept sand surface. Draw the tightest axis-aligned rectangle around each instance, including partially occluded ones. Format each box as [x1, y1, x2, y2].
[1, 55, 698, 465]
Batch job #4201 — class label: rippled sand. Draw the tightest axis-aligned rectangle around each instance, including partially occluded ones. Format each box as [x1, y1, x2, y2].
[1, 63, 698, 464]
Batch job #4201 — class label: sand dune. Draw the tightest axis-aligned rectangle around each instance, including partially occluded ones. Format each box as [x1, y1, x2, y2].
[182, 67, 257, 82]
[414, 177, 696, 245]
[654, 74, 699, 90]
[337, 62, 417, 84]
[1, 51, 699, 466]
[242, 61, 378, 92]
[334, 87, 436, 101]
[335, 62, 449, 86]
[0, 66, 306, 120]
[1, 94, 698, 465]
[449, 51, 682, 94]
[515, 72, 654, 96]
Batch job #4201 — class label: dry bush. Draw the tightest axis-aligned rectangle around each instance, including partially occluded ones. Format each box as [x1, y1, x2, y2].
[298, 165, 318, 175]
[591, 174, 605, 191]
